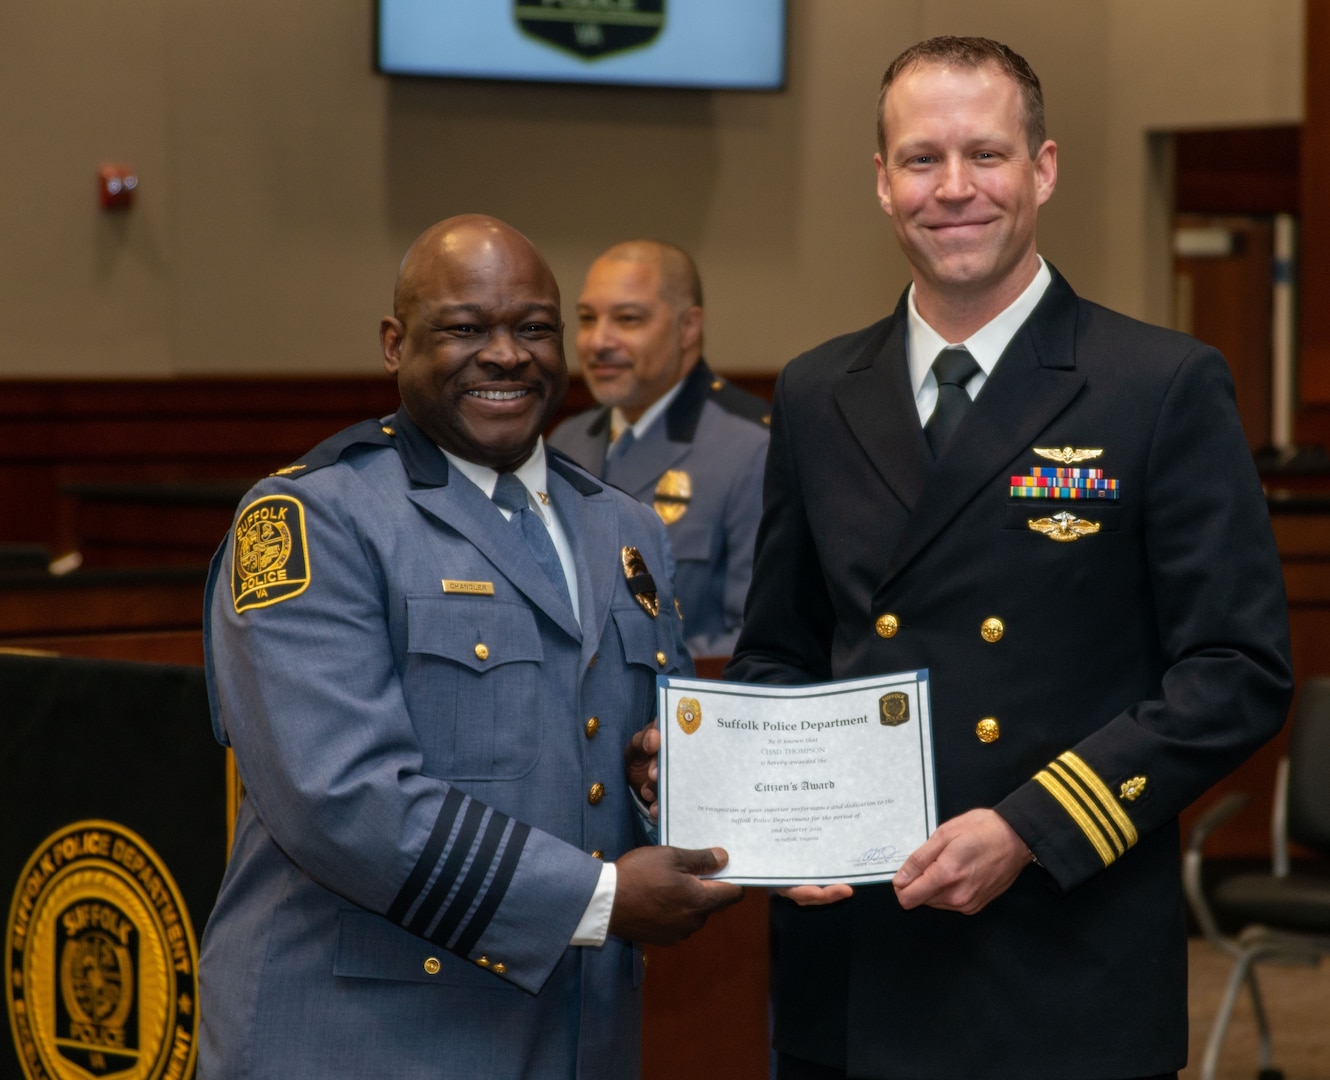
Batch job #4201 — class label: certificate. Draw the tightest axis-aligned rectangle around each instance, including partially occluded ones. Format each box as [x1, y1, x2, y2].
[657, 670, 936, 886]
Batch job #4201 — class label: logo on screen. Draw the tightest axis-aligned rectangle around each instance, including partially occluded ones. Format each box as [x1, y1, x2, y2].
[515, 1, 665, 60]
[6, 820, 199, 1080]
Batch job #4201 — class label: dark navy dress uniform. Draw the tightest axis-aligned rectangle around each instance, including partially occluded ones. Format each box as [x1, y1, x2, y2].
[726, 268, 1293, 1079]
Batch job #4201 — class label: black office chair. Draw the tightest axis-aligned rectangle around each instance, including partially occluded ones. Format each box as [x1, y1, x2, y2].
[1183, 677, 1330, 1080]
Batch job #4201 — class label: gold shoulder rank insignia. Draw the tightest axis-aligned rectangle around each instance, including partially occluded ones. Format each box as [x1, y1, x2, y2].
[232, 494, 311, 612]
[1033, 446, 1104, 465]
[677, 696, 702, 734]
[653, 470, 692, 525]
[271, 463, 307, 477]
[621, 546, 659, 617]
[1028, 511, 1101, 542]
[1120, 776, 1148, 802]
[381, 425, 395, 436]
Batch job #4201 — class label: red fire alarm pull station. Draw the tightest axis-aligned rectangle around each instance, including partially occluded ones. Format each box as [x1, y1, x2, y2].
[98, 164, 138, 210]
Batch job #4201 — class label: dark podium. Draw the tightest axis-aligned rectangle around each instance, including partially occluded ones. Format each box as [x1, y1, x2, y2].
[1, 653, 227, 1080]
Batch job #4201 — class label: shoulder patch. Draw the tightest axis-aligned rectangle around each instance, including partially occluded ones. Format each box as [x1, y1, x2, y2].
[232, 494, 311, 612]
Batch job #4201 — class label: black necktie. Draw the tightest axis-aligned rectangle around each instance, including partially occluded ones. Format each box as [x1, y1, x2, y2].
[924, 347, 980, 458]
[492, 472, 571, 605]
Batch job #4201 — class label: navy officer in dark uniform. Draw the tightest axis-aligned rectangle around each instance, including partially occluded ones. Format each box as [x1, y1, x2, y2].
[724, 36, 1292, 1080]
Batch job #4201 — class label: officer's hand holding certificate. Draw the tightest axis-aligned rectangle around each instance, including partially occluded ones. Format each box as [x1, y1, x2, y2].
[657, 671, 937, 886]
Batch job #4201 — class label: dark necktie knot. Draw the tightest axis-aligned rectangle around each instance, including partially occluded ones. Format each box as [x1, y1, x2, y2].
[933, 347, 980, 389]
[924, 346, 980, 458]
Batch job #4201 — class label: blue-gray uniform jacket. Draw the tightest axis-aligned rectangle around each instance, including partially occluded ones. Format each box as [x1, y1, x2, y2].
[197, 407, 690, 1079]
[549, 359, 769, 658]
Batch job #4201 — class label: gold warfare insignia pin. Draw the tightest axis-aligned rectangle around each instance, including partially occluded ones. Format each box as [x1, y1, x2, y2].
[653, 470, 692, 526]
[621, 546, 659, 617]
[879, 692, 910, 726]
[6, 820, 200, 1080]
[514, 0, 665, 61]
[677, 696, 702, 735]
[1028, 511, 1102, 542]
[1120, 776, 1148, 802]
[232, 494, 311, 612]
[1033, 446, 1104, 465]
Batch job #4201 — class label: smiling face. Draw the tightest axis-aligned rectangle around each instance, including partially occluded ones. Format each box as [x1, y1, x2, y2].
[576, 243, 703, 424]
[875, 61, 1057, 336]
[380, 216, 567, 471]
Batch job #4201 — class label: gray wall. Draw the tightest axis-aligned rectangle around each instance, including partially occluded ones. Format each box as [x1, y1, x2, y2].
[0, 1, 1303, 377]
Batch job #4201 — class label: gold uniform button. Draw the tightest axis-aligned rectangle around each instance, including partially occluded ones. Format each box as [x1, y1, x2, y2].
[591, 850, 604, 860]
[476, 955, 490, 968]
[493, 962, 508, 975]
[474, 643, 489, 661]
[656, 651, 667, 668]
[875, 613, 900, 639]
[981, 617, 1005, 643]
[976, 718, 1000, 743]
[588, 782, 606, 805]
[423, 957, 441, 975]
[585, 716, 600, 738]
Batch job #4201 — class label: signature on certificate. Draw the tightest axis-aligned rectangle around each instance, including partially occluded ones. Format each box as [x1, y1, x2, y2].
[850, 845, 900, 868]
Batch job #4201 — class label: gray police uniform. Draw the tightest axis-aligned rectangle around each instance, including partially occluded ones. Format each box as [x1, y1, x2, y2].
[549, 359, 769, 658]
[198, 407, 690, 1079]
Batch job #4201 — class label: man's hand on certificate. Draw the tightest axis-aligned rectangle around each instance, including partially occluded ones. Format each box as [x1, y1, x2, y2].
[892, 808, 1032, 915]
[609, 845, 744, 945]
[624, 720, 660, 822]
[776, 810, 1031, 910]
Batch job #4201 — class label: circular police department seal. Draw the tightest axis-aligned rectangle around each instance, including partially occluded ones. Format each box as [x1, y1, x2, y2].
[6, 820, 199, 1080]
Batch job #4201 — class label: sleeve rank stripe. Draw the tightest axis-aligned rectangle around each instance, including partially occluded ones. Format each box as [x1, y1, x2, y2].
[428, 810, 509, 949]
[1057, 751, 1139, 846]
[387, 786, 467, 924]
[406, 798, 487, 938]
[1034, 770, 1116, 866]
[1047, 761, 1127, 856]
[452, 820, 530, 957]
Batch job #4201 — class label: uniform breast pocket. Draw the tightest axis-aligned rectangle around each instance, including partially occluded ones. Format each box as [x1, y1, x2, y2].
[404, 595, 544, 781]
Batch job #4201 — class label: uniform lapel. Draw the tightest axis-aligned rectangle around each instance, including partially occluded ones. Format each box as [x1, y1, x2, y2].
[880, 270, 1086, 586]
[547, 462, 619, 671]
[408, 480, 584, 642]
[389, 410, 583, 641]
[607, 426, 688, 502]
[832, 293, 933, 513]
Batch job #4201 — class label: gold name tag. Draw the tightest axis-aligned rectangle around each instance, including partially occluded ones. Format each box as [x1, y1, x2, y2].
[442, 580, 495, 595]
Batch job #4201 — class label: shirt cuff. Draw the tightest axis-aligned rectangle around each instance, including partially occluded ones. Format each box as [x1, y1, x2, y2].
[570, 860, 617, 946]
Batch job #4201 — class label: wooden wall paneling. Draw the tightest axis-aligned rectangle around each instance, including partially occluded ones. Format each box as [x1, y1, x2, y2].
[1173, 214, 1275, 449]
[1302, 1, 1330, 405]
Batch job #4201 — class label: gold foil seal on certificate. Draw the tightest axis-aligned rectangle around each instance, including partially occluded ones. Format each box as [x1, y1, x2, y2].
[676, 697, 702, 735]
[879, 692, 910, 726]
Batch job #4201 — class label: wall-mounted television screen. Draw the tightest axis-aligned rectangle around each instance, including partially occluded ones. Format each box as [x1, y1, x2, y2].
[376, 1, 787, 91]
